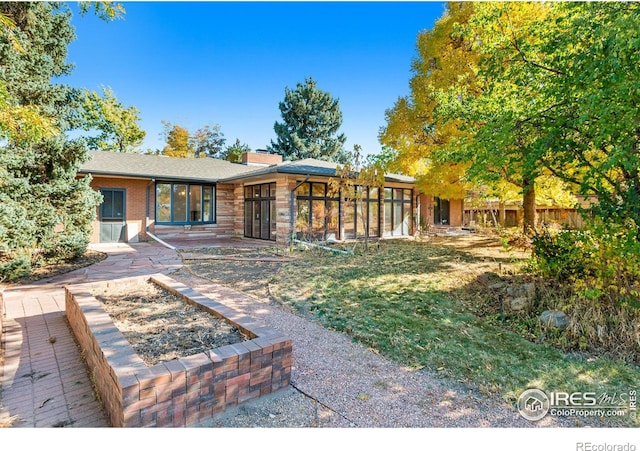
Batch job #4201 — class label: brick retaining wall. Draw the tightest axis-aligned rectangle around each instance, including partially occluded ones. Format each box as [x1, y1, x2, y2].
[65, 274, 292, 427]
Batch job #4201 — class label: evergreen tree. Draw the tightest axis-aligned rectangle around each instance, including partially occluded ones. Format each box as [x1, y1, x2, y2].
[268, 77, 348, 163]
[223, 138, 251, 163]
[0, 2, 101, 280]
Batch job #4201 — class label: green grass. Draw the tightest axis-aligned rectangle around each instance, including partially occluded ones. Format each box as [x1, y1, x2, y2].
[273, 239, 640, 426]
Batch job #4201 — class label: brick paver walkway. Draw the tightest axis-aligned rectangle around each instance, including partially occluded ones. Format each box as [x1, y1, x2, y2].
[0, 242, 181, 428]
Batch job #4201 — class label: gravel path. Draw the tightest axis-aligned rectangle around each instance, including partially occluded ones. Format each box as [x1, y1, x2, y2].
[171, 271, 571, 428]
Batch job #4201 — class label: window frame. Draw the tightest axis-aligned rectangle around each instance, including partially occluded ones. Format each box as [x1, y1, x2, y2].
[383, 187, 413, 237]
[243, 182, 277, 241]
[343, 186, 381, 239]
[295, 182, 340, 241]
[154, 182, 216, 225]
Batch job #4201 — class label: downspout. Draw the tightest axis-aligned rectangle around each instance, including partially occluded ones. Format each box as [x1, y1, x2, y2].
[145, 178, 155, 236]
[290, 175, 311, 250]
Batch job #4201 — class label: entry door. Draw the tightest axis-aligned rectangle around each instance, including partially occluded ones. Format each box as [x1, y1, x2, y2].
[434, 197, 450, 225]
[99, 188, 126, 243]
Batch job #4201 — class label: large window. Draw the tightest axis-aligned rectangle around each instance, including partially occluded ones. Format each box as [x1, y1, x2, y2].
[295, 182, 340, 241]
[296, 182, 383, 241]
[383, 188, 413, 237]
[343, 186, 380, 239]
[155, 183, 215, 224]
[244, 183, 276, 241]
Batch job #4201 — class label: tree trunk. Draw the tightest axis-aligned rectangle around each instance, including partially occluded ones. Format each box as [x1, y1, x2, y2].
[498, 201, 505, 226]
[339, 190, 345, 240]
[522, 178, 537, 235]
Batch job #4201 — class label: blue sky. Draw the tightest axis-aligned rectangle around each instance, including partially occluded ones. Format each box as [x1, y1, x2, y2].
[66, 1, 446, 156]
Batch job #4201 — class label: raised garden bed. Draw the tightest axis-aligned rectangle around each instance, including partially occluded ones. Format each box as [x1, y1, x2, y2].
[65, 273, 292, 427]
[93, 280, 248, 366]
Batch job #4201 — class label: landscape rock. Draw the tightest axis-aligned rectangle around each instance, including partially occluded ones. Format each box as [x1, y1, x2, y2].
[524, 282, 536, 300]
[478, 272, 502, 287]
[510, 297, 529, 311]
[540, 310, 569, 329]
[489, 281, 507, 290]
[506, 282, 536, 301]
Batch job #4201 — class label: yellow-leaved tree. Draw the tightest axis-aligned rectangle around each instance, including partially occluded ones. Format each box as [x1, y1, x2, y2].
[379, 2, 479, 201]
[381, 2, 578, 233]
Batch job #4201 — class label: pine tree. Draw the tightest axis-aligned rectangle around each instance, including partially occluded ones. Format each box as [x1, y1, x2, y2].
[0, 3, 101, 280]
[268, 77, 348, 163]
[223, 138, 251, 163]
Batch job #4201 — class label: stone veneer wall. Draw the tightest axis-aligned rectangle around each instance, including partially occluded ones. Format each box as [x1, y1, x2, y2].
[65, 274, 292, 427]
[153, 183, 242, 240]
[275, 175, 297, 246]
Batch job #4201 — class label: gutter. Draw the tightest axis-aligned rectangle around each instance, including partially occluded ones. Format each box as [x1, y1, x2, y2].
[145, 178, 155, 235]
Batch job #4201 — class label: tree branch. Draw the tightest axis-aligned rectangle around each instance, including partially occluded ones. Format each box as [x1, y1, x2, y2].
[504, 9, 566, 76]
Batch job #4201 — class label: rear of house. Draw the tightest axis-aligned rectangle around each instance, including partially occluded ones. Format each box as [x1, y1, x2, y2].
[78, 150, 464, 246]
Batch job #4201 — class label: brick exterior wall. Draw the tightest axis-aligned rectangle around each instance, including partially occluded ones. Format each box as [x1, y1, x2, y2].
[449, 199, 463, 227]
[233, 184, 244, 238]
[417, 194, 464, 228]
[87, 177, 247, 243]
[65, 274, 292, 428]
[241, 152, 283, 166]
[418, 194, 434, 231]
[89, 176, 155, 243]
[211, 183, 235, 237]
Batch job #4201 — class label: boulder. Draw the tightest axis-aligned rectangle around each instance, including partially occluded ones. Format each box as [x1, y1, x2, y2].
[507, 282, 536, 301]
[510, 297, 529, 311]
[524, 282, 536, 300]
[489, 281, 507, 290]
[540, 310, 569, 329]
[479, 272, 502, 287]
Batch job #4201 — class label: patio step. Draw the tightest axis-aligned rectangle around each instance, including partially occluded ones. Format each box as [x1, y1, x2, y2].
[429, 226, 471, 236]
[154, 225, 233, 240]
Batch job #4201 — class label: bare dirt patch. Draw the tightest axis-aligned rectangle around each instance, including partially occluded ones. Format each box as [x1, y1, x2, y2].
[93, 280, 248, 366]
[175, 247, 291, 300]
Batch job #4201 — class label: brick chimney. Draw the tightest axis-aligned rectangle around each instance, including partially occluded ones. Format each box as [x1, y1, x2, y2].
[241, 150, 283, 166]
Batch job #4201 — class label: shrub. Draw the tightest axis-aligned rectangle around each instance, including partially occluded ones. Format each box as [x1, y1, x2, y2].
[531, 219, 640, 363]
[0, 252, 32, 282]
[532, 227, 594, 280]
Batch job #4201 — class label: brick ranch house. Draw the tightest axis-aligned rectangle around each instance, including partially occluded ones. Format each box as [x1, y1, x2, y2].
[78, 150, 464, 246]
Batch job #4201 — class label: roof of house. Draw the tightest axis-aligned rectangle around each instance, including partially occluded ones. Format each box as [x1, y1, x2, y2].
[220, 158, 416, 184]
[79, 150, 257, 182]
[79, 151, 415, 185]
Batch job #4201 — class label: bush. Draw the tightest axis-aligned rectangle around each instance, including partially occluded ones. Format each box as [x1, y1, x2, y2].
[0, 252, 32, 282]
[532, 228, 594, 280]
[531, 219, 640, 363]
